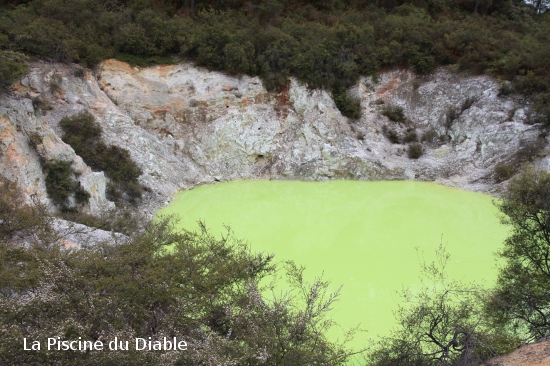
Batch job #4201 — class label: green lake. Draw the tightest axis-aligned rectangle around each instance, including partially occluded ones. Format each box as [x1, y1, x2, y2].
[157, 180, 507, 353]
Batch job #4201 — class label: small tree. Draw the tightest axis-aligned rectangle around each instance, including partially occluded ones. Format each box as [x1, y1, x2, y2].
[366, 245, 516, 366]
[490, 166, 550, 341]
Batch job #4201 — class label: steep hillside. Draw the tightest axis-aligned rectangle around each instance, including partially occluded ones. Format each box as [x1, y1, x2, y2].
[0, 60, 548, 214]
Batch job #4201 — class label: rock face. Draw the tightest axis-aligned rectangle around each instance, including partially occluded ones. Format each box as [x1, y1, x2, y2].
[482, 337, 550, 366]
[0, 59, 548, 215]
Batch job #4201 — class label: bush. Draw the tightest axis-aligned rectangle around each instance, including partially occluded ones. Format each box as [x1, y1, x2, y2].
[382, 105, 406, 123]
[366, 245, 518, 366]
[0, 177, 45, 240]
[490, 167, 550, 341]
[0, 215, 353, 365]
[494, 162, 516, 183]
[59, 111, 144, 204]
[403, 128, 418, 143]
[408, 143, 423, 159]
[420, 129, 438, 143]
[334, 90, 361, 120]
[43, 160, 89, 211]
[382, 125, 400, 143]
[31, 97, 52, 114]
[0, 51, 27, 93]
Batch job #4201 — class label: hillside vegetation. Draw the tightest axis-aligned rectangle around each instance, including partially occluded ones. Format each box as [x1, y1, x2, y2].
[0, 0, 549, 121]
[0, 178, 352, 365]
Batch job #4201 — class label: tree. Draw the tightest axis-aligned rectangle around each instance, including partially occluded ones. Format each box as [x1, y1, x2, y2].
[0, 180, 353, 366]
[365, 245, 516, 366]
[489, 166, 550, 341]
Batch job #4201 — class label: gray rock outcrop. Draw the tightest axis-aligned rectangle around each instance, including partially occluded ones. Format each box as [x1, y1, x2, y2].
[0, 59, 548, 215]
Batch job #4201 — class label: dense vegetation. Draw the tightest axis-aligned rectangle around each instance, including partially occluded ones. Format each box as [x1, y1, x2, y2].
[0, 0, 549, 120]
[1, 0, 550, 364]
[2, 165, 550, 365]
[364, 166, 550, 366]
[0, 177, 352, 365]
[59, 111, 144, 204]
[27, 132, 91, 212]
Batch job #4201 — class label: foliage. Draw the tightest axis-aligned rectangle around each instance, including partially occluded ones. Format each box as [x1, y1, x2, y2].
[382, 105, 406, 123]
[0, 50, 27, 92]
[0, 177, 45, 240]
[408, 143, 423, 159]
[490, 166, 550, 340]
[59, 111, 144, 205]
[31, 96, 52, 114]
[43, 160, 90, 211]
[493, 138, 547, 182]
[382, 125, 400, 144]
[494, 162, 517, 183]
[404, 128, 418, 143]
[365, 245, 518, 366]
[0, 207, 353, 365]
[334, 89, 361, 120]
[0, 0, 549, 120]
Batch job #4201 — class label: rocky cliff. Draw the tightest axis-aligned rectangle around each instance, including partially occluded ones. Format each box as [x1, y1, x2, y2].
[1, 59, 548, 215]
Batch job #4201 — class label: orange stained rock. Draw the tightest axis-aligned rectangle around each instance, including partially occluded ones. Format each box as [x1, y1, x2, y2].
[376, 75, 400, 96]
[102, 59, 135, 74]
[5, 141, 28, 166]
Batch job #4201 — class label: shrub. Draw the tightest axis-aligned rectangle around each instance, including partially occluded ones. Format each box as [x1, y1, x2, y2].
[490, 167, 550, 341]
[0, 51, 28, 93]
[494, 162, 516, 182]
[334, 90, 361, 120]
[366, 245, 518, 366]
[59, 111, 144, 205]
[0, 216, 352, 365]
[74, 68, 85, 78]
[498, 82, 514, 97]
[43, 160, 90, 211]
[444, 106, 459, 130]
[31, 97, 52, 114]
[0, 177, 44, 240]
[407, 143, 423, 159]
[382, 125, 400, 143]
[382, 105, 406, 123]
[403, 128, 418, 143]
[420, 129, 438, 143]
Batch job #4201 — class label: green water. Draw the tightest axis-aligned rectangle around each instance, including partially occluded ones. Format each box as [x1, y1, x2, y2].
[158, 180, 506, 350]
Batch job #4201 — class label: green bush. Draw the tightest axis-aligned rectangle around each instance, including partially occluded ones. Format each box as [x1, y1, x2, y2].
[407, 143, 423, 159]
[333, 90, 361, 120]
[420, 129, 438, 143]
[0, 214, 353, 365]
[0, 177, 45, 240]
[0, 51, 27, 92]
[366, 245, 518, 366]
[494, 162, 516, 182]
[2, 0, 550, 130]
[59, 111, 144, 205]
[382, 125, 400, 143]
[31, 97, 52, 114]
[43, 160, 90, 211]
[382, 105, 406, 123]
[403, 128, 418, 143]
[490, 167, 550, 341]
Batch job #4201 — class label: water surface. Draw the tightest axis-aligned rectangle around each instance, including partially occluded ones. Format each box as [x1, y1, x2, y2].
[158, 180, 506, 350]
